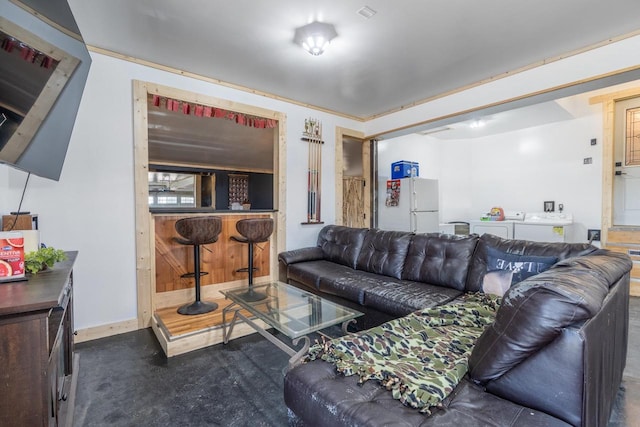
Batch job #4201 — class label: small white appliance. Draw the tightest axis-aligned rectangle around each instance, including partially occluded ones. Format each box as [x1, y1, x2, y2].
[468, 211, 525, 239]
[439, 222, 470, 235]
[514, 212, 573, 242]
[378, 177, 439, 233]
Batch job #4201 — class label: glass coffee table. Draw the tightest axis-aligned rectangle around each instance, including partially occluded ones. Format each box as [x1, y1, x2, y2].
[222, 282, 363, 370]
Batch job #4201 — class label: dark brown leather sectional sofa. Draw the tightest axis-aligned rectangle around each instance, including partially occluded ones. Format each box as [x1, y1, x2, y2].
[278, 225, 633, 427]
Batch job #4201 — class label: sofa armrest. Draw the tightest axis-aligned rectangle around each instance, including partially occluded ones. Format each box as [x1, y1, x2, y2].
[476, 272, 630, 427]
[278, 247, 324, 265]
[469, 251, 630, 384]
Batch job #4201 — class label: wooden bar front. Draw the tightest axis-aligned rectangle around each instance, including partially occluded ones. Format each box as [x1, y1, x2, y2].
[154, 213, 271, 294]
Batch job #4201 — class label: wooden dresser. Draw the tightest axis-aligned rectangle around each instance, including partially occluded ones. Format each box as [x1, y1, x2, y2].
[0, 252, 78, 426]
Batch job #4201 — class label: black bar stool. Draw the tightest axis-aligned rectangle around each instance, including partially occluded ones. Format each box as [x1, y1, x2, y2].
[174, 216, 222, 315]
[231, 218, 274, 301]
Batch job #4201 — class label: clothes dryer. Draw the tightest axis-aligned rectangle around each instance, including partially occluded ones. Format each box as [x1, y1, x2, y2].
[469, 220, 516, 239]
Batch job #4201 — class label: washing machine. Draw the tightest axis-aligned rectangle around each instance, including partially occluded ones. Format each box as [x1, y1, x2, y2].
[513, 212, 573, 242]
[468, 211, 524, 239]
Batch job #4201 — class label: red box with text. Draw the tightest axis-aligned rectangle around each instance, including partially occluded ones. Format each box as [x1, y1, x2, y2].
[0, 232, 25, 280]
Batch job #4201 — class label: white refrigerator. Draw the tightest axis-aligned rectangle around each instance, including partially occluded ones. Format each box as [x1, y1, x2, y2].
[378, 177, 439, 233]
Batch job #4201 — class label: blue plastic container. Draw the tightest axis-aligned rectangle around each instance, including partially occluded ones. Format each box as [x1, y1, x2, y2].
[391, 161, 419, 179]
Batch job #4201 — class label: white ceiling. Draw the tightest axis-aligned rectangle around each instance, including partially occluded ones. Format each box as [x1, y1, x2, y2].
[67, 0, 640, 120]
[44, 0, 640, 170]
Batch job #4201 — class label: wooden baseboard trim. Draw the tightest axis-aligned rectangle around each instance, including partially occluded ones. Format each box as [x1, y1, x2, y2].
[74, 318, 139, 343]
[631, 279, 640, 297]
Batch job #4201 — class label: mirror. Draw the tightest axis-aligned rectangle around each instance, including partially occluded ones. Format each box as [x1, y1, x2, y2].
[0, 20, 78, 162]
[0, 1, 91, 180]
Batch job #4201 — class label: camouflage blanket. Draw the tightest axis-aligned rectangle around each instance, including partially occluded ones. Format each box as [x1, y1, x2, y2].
[307, 292, 500, 414]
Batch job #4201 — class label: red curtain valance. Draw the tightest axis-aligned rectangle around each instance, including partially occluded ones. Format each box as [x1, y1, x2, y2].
[150, 95, 278, 129]
[1, 36, 56, 69]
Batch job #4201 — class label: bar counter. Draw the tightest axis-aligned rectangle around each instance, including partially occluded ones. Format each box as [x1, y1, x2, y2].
[153, 211, 273, 296]
[150, 208, 277, 214]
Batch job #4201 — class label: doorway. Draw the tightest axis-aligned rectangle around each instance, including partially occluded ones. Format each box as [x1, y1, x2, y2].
[593, 87, 640, 296]
[132, 80, 287, 328]
[335, 127, 370, 227]
[613, 97, 640, 226]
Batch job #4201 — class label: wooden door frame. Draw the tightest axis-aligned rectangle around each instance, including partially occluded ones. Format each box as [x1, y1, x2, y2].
[590, 86, 640, 244]
[335, 127, 370, 226]
[133, 80, 286, 328]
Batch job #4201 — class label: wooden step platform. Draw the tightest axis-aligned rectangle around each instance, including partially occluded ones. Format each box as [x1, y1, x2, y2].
[151, 297, 268, 357]
[606, 227, 640, 296]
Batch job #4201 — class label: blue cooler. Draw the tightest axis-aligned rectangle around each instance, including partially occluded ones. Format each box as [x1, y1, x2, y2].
[391, 161, 419, 179]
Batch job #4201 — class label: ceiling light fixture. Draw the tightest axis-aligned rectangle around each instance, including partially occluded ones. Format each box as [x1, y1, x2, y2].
[294, 21, 338, 56]
[469, 119, 486, 129]
[418, 127, 451, 136]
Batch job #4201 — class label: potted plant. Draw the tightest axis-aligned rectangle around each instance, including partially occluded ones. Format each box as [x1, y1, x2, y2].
[24, 247, 67, 275]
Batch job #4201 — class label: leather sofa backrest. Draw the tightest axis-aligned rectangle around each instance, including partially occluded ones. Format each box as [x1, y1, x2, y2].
[465, 233, 596, 292]
[317, 225, 368, 269]
[468, 249, 632, 384]
[402, 233, 479, 290]
[355, 229, 413, 279]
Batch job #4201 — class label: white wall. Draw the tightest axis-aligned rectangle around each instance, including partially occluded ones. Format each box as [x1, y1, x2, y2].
[377, 134, 441, 181]
[379, 112, 603, 243]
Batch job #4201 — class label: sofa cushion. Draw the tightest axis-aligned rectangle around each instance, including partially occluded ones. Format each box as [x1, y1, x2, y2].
[363, 281, 462, 317]
[468, 250, 631, 384]
[486, 246, 556, 281]
[278, 246, 324, 265]
[402, 233, 478, 290]
[465, 234, 596, 292]
[317, 225, 368, 269]
[356, 229, 413, 279]
[287, 260, 344, 291]
[318, 269, 403, 305]
[482, 248, 557, 296]
[284, 363, 572, 427]
[481, 271, 514, 297]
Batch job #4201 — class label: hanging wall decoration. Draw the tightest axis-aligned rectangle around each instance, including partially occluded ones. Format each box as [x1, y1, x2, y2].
[1, 33, 58, 69]
[149, 94, 278, 129]
[302, 118, 323, 223]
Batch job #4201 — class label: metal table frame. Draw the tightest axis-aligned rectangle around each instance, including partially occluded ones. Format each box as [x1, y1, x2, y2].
[221, 283, 360, 371]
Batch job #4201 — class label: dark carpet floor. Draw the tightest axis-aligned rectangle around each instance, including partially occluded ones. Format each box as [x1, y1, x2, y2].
[73, 329, 290, 426]
[73, 297, 640, 427]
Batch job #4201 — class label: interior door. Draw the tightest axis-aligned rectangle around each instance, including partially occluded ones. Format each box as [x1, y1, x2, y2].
[343, 177, 366, 228]
[341, 135, 369, 228]
[613, 97, 640, 226]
